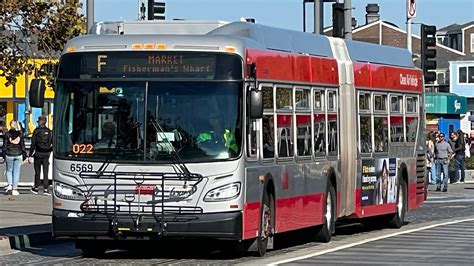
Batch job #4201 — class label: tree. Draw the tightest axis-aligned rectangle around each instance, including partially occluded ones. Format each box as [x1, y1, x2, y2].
[0, 0, 85, 87]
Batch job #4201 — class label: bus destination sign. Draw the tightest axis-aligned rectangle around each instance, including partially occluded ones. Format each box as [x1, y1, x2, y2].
[94, 52, 216, 78]
[58, 51, 242, 80]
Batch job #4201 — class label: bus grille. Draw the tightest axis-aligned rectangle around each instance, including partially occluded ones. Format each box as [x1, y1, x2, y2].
[77, 171, 204, 223]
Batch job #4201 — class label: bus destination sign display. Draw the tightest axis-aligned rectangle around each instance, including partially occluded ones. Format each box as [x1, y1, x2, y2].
[94, 53, 216, 78]
[58, 51, 242, 80]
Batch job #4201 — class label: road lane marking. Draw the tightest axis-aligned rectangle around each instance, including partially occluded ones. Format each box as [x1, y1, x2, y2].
[270, 217, 474, 265]
[425, 198, 474, 203]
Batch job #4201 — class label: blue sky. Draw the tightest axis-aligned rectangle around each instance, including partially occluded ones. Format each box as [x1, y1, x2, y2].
[83, 0, 473, 34]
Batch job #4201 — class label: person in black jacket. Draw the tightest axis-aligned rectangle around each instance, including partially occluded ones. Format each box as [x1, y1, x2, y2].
[0, 120, 6, 162]
[29, 116, 53, 195]
[4, 120, 27, 196]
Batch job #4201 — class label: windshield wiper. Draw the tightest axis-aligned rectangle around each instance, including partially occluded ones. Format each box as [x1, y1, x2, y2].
[148, 118, 191, 177]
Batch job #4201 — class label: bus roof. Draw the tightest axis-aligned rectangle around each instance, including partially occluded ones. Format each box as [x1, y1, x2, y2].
[67, 20, 414, 68]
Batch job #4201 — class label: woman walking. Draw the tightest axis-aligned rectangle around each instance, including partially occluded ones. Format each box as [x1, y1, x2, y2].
[453, 129, 466, 183]
[4, 120, 26, 195]
[426, 131, 437, 184]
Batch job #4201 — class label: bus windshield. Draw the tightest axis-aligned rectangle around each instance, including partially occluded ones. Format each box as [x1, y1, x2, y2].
[55, 81, 242, 162]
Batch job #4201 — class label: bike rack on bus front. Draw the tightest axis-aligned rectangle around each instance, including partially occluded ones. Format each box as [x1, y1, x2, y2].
[77, 171, 204, 236]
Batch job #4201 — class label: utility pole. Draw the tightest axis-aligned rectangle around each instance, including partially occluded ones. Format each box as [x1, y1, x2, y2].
[344, 0, 352, 39]
[24, 40, 30, 136]
[86, 0, 94, 33]
[314, 0, 323, 34]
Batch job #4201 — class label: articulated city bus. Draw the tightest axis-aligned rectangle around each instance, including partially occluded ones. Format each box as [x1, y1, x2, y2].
[30, 20, 426, 257]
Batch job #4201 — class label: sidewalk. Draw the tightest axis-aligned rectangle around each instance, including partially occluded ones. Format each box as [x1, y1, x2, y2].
[0, 190, 52, 256]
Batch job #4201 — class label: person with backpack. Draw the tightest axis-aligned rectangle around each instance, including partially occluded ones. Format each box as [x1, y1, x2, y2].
[29, 116, 53, 195]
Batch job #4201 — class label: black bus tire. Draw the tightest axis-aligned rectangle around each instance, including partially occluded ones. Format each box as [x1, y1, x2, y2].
[314, 182, 336, 243]
[256, 191, 274, 257]
[388, 178, 407, 228]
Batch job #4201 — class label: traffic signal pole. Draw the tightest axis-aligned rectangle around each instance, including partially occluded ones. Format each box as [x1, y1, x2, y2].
[314, 0, 323, 34]
[407, 17, 412, 53]
[87, 0, 94, 32]
[344, 0, 352, 39]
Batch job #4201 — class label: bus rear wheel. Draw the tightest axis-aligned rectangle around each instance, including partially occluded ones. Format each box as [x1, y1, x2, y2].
[387, 178, 407, 228]
[314, 182, 336, 243]
[256, 191, 274, 257]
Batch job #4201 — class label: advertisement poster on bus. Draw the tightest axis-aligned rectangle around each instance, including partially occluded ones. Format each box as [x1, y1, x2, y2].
[361, 158, 398, 206]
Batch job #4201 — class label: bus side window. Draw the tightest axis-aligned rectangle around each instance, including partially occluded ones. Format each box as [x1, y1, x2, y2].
[247, 118, 258, 158]
[314, 89, 325, 157]
[296, 88, 311, 157]
[360, 116, 372, 153]
[389, 95, 404, 143]
[262, 115, 274, 158]
[358, 92, 372, 153]
[262, 85, 275, 159]
[276, 86, 293, 158]
[374, 94, 388, 152]
[327, 90, 338, 155]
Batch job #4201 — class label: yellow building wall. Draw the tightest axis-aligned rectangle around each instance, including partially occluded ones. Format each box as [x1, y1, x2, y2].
[0, 59, 56, 134]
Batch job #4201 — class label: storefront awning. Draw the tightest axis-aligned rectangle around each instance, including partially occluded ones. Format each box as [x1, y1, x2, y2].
[425, 92, 467, 114]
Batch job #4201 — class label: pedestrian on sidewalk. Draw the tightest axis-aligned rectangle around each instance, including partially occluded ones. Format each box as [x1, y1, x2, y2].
[4, 120, 27, 196]
[0, 120, 6, 163]
[453, 129, 466, 183]
[426, 131, 437, 185]
[29, 116, 53, 195]
[435, 133, 453, 192]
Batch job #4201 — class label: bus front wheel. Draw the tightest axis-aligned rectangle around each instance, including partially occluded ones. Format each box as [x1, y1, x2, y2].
[314, 182, 336, 243]
[256, 191, 274, 257]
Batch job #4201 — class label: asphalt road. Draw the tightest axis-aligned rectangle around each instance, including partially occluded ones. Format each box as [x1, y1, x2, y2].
[1, 182, 473, 265]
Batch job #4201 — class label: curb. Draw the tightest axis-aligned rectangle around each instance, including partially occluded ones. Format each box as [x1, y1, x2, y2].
[0, 231, 53, 256]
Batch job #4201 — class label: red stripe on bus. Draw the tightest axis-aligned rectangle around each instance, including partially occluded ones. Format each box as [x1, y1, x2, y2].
[353, 181, 419, 218]
[242, 193, 325, 239]
[296, 115, 311, 124]
[246, 49, 339, 85]
[277, 115, 292, 127]
[309, 57, 339, 85]
[408, 182, 418, 210]
[243, 202, 260, 240]
[354, 62, 423, 92]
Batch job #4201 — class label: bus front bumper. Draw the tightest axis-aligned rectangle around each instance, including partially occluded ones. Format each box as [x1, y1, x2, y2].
[52, 209, 242, 240]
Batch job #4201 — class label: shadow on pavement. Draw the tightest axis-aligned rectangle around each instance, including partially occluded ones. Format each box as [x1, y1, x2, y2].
[0, 223, 51, 236]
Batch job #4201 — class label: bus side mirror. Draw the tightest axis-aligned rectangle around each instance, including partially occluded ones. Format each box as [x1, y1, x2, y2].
[29, 79, 46, 108]
[249, 87, 263, 119]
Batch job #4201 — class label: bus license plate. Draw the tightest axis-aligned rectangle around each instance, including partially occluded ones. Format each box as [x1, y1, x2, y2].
[134, 185, 156, 195]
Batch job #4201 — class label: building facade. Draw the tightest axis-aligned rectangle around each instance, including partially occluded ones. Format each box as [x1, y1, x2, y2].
[0, 59, 55, 135]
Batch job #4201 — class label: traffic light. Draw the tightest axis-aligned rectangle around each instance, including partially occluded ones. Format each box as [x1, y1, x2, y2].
[420, 24, 437, 83]
[147, 0, 165, 20]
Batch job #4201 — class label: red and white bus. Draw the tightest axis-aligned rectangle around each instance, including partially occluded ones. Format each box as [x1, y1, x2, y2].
[30, 20, 426, 257]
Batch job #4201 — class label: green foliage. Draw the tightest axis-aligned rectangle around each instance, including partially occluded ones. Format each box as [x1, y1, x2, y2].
[465, 155, 474, 170]
[0, 0, 85, 86]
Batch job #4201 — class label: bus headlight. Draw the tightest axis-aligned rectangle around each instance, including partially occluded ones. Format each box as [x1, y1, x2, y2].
[55, 182, 86, 201]
[204, 182, 241, 202]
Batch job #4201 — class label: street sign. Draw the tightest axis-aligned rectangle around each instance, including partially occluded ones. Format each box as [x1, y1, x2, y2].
[407, 0, 416, 18]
